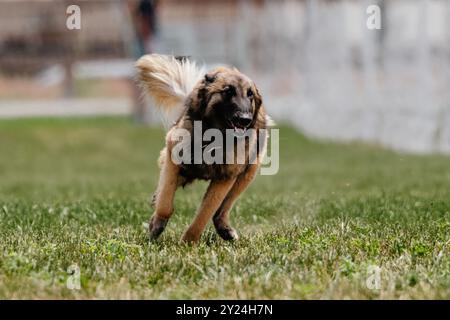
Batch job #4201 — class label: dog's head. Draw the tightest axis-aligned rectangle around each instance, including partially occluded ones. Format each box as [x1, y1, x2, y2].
[190, 67, 263, 132]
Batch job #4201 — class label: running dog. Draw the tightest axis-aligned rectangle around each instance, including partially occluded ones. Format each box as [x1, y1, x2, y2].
[136, 54, 272, 243]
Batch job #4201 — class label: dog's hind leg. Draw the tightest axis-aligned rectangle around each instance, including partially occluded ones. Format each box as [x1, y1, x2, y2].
[213, 164, 259, 241]
[182, 178, 236, 243]
[149, 147, 180, 240]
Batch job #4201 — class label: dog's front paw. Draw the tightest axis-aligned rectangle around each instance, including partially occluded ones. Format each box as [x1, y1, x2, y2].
[181, 228, 201, 244]
[148, 215, 168, 240]
[216, 226, 239, 241]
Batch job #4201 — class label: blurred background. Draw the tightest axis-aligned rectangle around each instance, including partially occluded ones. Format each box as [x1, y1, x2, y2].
[0, 0, 449, 153]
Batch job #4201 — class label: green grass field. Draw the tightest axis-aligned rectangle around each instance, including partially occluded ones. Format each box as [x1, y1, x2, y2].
[0, 117, 449, 299]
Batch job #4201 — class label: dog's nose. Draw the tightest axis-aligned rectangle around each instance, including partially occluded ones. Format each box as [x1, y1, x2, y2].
[234, 113, 253, 128]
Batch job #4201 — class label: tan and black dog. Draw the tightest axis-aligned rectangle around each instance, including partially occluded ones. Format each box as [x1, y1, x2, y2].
[136, 54, 272, 243]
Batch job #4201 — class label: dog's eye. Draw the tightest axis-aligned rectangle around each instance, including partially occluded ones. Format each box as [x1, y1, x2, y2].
[247, 89, 254, 99]
[222, 86, 235, 97]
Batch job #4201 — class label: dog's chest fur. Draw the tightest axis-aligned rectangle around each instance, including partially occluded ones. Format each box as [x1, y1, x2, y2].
[169, 117, 266, 186]
[178, 131, 255, 185]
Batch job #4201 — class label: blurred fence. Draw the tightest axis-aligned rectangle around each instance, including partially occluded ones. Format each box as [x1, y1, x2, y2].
[1, 0, 450, 153]
[0, 0, 141, 118]
[0, 0, 132, 67]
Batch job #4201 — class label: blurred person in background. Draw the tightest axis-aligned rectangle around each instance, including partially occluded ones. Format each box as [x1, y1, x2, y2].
[129, 0, 159, 122]
[135, 0, 159, 55]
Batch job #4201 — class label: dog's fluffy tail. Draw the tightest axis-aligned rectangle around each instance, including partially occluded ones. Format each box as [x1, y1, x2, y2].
[136, 54, 205, 125]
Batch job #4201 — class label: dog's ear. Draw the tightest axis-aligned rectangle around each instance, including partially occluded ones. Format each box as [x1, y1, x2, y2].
[253, 85, 263, 110]
[190, 73, 215, 116]
[204, 71, 217, 84]
[203, 67, 228, 84]
[252, 85, 271, 128]
[193, 71, 219, 113]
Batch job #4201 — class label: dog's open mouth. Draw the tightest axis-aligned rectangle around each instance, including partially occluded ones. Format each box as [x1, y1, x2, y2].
[227, 120, 248, 137]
